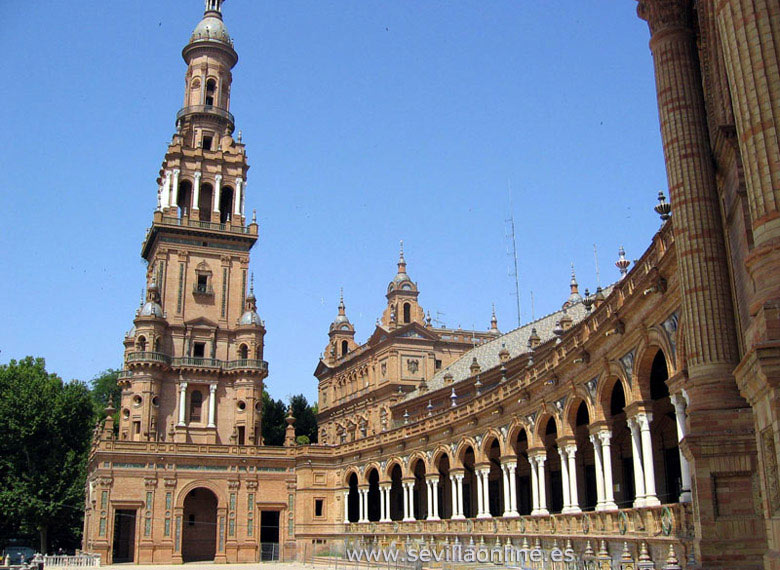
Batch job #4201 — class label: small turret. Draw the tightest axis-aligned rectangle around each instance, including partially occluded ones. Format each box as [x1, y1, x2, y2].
[615, 246, 630, 279]
[284, 406, 296, 447]
[489, 304, 499, 334]
[239, 274, 263, 326]
[326, 289, 356, 361]
[563, 263, 582, 308]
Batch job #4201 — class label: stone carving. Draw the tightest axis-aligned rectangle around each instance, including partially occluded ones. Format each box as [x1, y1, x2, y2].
[619, 350, 635, 386]
[407, 359, 419, 374]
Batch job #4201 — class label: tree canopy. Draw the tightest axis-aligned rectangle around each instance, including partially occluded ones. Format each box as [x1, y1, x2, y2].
[0, 358, 95, 553]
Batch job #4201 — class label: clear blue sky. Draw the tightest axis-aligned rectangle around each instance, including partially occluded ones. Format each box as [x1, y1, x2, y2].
[1, 1, 666, 403]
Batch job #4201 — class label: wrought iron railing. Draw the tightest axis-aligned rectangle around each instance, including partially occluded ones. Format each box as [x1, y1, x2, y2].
[125, 351, 170, 364]
[223, 359, 268, 371]
[176, 104, 235, 125]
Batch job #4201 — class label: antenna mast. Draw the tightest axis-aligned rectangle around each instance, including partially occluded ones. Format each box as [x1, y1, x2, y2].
[506, 181, 522, 327]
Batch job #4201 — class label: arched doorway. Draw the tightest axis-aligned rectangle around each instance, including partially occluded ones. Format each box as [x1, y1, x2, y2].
[486, 439, 503, 516]
[366, 468, 381, 522]
[182, 488, 218, 562]
[389, 464, 404, 520]
[437, 454, 452, 519]
[347, 473, 359, 522]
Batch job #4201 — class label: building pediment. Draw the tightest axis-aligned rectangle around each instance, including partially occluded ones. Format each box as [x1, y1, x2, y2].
[185, 316, 219, 329]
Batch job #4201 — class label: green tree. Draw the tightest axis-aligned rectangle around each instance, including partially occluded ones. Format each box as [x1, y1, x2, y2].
[0, 358, 95, 553]
[261, 390, 286, 446]
[89, 368, 121, 431]
[289, 394, 318, 444]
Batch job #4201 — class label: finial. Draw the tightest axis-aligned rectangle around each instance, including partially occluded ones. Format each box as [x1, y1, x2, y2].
[570, 262, 579, 294]
[655, 190, 671, 221]
[490, 303, 498, 332]
[237, 130, 243, 143]
[615, 245, 630, 279]
[249, 273, 255, 296]
[450, 387, 457, 407]
[583, 288, 593, 312]
[140, 288, 145, 307]
[105, 395, 116, 414]
[252, 209, 257, 224]
[337, 288, 346, 315]
[399, 239, 404, 262]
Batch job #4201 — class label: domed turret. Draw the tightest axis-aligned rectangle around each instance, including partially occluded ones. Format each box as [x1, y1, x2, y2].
[387, 240, 417, 294]
[191, 1, 232, 46]
[329, 289, 354, 333]
[239, 275, 262, 326]
[140, 282, 164, 318]
[381, 241, 424, 327]
[325, 290, 357, 362]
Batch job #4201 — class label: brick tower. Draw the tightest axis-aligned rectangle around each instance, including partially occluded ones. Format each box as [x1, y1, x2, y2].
[83, 4, 298, 564]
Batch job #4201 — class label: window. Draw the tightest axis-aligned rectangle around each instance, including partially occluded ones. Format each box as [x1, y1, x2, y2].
[237, 426, 245, 445]
[239, 344, 248, 359]
[202, 135, 213, 150]
[403, 303, 411, 324]
[205, 79, 216, 106]
[435, 359, 442, 370]
[314, 499, 323, 517]
[341, 340, 348, 356]
[136, 336, 147, 352]
[190, 390, 203, 422]
[193, 342, 206, 358]
[197, 274, 209, 293]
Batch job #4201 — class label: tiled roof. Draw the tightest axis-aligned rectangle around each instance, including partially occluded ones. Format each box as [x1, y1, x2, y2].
[403, 289, 612, 402]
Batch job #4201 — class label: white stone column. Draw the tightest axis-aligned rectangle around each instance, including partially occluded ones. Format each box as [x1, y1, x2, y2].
[590, 434, 605, 511]
[501, 465, 511, 517]
[427, 477, 440, 520]
[507, 462, 519, 516]
[535, 455, 549, 515]
[177, 382, 188, 426]
[234, 178, 243, 217]
[638, 413, 661, 506]
[213, 174, 222, 215]
[403, 483, 414, 522]
[599, 430, 618, 510]
[207, 383, 217, 428]
[425, 480, 433, 520]
[172, 169, 181, 213]
[628, 417, 647, 507]
[565, 444, 581, 513]
[482, 469, 492, 518]
[379, 485, 387, 522]
[530, 455, 540, 515]
[193, 171, 202, 213]
[454, 474, 465, 519]
[558, 447, 571, 513]
[164, 170, 173, 211]
[343, 491, 350, 524]
[475, 469, 485, 517]
[360, 489, 369, 523]
[670, 394, 693, 503]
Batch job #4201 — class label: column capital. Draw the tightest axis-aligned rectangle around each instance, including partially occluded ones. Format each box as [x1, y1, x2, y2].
[209, 383, 217, 393]
[164, 170, 172, 180]
[597, 429, 613, 444]
[193, 171, 202, 180]
[669, 392, 686, 410]
[636, 0, 693, 36]
[172, 167, 181, 175]
[500, 458, 517, 469]
[179, 381, 188, 389]
[425, 474, 439, 483]
[214, 174, 223, 183]
[635, 412, 653, 429]
[563, 443, 577, 456]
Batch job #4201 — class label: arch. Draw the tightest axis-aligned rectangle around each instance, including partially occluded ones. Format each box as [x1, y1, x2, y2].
[198, 183, 213, 221]
[238, 343, 248, 359]
[219, 186, 234, 223]
[388, 463, 404, 521]
[366, 467, 381, 522]
[635, 342, 674, 402]
[181, 487, 218, 562]
[481, 429, 505, 458]
[384, 458, 404, 481]
[485, 438, 504, 516]
[434, 450, 453, 519]
[507, 420, 530, 451]
[205, 78, 217, 106]
[430, 446, 451, 472]
[177, 180, 193, 218]
[341, 340, 349, 357]
[596, 373, 631, 421]
[408, 452, 427, 476]
[346, 472, 359, 523]
[189, 390, 203, 423]
[412, 457, 427, 519]
[454, 437, 479, 467]
[563, 395, 593, 436]
[136, 335, 147, 352]
[342, 467, 360, 487]
[534, 413, 559, 443]
[403, 302, 411, 324]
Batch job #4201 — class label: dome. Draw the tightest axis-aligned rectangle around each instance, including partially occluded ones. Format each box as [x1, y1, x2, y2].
[239, 310, 262, 326]
[140, 301, 164, 318]
[191, 15, 232, 44]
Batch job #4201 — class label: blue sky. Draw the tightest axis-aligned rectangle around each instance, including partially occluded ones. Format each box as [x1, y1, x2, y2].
[0, 1, 666, 403]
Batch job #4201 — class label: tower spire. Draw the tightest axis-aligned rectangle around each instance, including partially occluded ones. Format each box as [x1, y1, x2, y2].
[338, 287, 346, 315]
[205, 0, 224, 15]
[398, 240, 406, 273]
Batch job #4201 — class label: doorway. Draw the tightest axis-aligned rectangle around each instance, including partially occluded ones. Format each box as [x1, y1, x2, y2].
[182, 488, 218, 562]
[112, 509, 136, 563]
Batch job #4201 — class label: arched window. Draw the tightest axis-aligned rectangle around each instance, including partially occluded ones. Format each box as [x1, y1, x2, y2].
[177, 180, 192, 218]
[239, 344, 248, 359]
[190, 390, 203, 422]
[205, 79, 216, 106]
[199, 183, 213, 221]
[403, 303, 411, 324]
[219, 186, 234, 223]
[341, 340, 348, 357]
[154, 338, 161, 352]
[255, 346, 262, 360]
[136, 336, 147, 352]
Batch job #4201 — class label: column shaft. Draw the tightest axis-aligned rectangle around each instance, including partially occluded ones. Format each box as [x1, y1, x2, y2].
[639, 414, 660, 506]
[536, 457, 549, 515]
[600, 431, 618, 510]
[629, 419, 647, 507]
[559, 448, 571, 513]
[590, 435, 605, 511]
[566, 446, 581, 513]
[670, 395, 692, 503]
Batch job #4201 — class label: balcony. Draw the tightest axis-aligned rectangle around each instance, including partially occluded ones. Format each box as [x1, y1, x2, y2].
[176, 104, 235, 128]
[125, 351, 171, 365]
[192, 283, 215, 296]
[159, 215, 252, 235]
[172, 357, 221, 369]
[223, 359, 268, 372]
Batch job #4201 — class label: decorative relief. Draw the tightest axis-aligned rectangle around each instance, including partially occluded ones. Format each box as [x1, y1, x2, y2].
[585, 376, 598, 401]
[407, 359, 419, 374]
[619, 350, 635, 386]
[662, 311, 679, 359]
[761, 428, 780, 515]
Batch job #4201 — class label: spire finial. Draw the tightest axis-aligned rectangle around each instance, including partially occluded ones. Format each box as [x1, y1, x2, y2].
[338, 288, 346, 315]
[249, 273, 255, 296]
[570, 262, 579, 294]
[490, 304, 498, 332]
